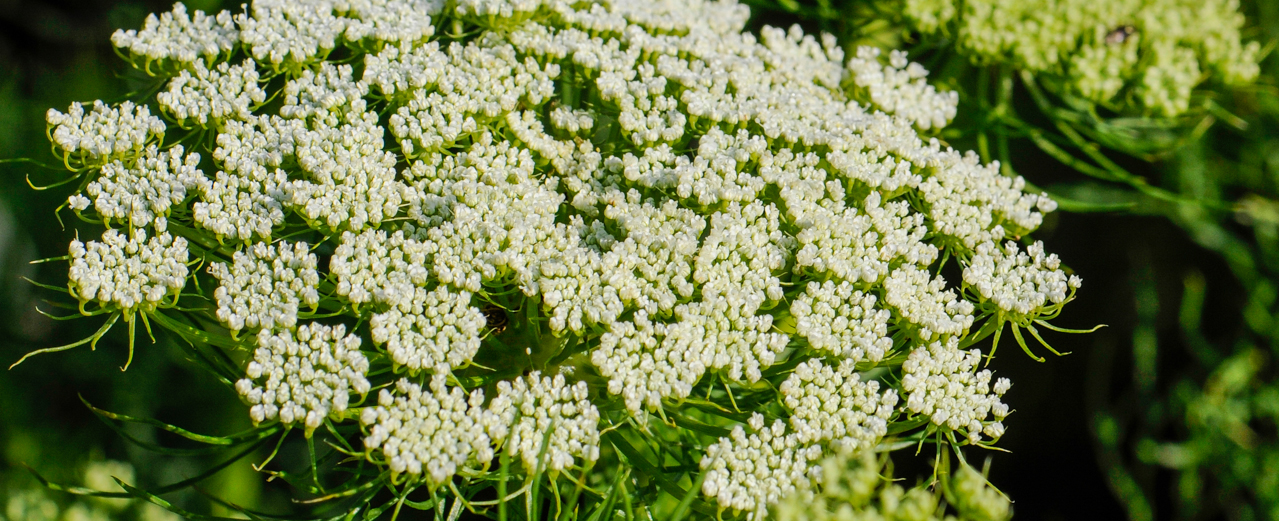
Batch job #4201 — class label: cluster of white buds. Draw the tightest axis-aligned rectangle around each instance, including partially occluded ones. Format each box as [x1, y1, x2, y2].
[793, 193, 938, 285]
[46, 101, 165, 167]
[361, 376, 504, 484]
[362, 42, 448, 100]
[846, 46, 958, 131]
[388, 42, 558, 156]
[235, 0, 347, 69]
[45, 0, 1098, 514]
[901, 338, 1011, 443]
[195, 116, 304, 242]
[291, 111, 406, 232]
[598, 63, 687, 146]
[67, 144, 202, 232]
[208, 241, 320, 333]
[369, 285, 486, 373]
[884, 266, 976, 342]
[67, 230, 189, 314]
[964, 240, 1082, 317]
[330, 228, 434, 310]
[236, 324, 370, 434]
[337, 0, 441, 46]
[487, 372, 601, 473]
[780, 359, 898, 451]
[918, 150, 1055, 249]
[409, 135, 564, 295]
[157, 60, 266, 128]
[789, 281, 892, 363]
[110, 2, 238, 67]
[279, 62, 368, 123]
[700, 413, 823, 520]
[598, 194, 703, 315]
[592, 309, 703, 416]
[453, 0, 548, 21]
[548, 106, 595, 134]
[902, 0, 1261, 116]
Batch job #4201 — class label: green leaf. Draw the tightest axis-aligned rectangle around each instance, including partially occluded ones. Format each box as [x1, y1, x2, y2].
[81, 395, 267, 446]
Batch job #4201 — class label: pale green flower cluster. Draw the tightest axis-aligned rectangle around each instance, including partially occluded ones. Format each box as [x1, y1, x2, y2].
[903, 0, 1261, 115]
[775, 451, 1011, 521]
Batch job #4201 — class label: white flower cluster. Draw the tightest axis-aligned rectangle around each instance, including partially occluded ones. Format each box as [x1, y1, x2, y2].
[388, 42, 558, 156]
[46, 101, 165, 167]
[330, 229, 433, 309]
[587, 194, 702, 317]
[195, 116, 303, 241]
[700, 413, 823, 520]
[964, 240, 1082, 317]
[291, 110, 406, 232]
[454, 0, 548, 21]
[208, 241, 320, 333]
[369, 285, 486, 373]
[60, 0, 1088, 514]
[846, 46, 958, 131]
[279, 62, 368, 122]
[337, 0, 441, 45]
[884, 266, 975, 342]
[781, 359, 899, 451]
[408, 136, 564, 295]
[789, 281, 892, 362]
[588, 203, 792, 416]
[545, 107, 589, 136]
[901, 338, 1010, 443]
[67, 230, 188, 314]
[919, 150, 1054, 249]
[360, 375, 504, 484]
[362, 42, 449, 100]
[591, 309, 702, 416]
[157, 60, 266, 127]
[235, 0, 347, 69]
[488, 372, 601, 473]
[235, 323, 371, 433]
[794, 192, 938, 285]
[67, 145, 202, 232]
[110, 2, 238, 67]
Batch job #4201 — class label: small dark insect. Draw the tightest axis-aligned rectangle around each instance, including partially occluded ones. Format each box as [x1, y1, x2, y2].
[1105, 25, 1136, 45]
[483, 304, 509, 336]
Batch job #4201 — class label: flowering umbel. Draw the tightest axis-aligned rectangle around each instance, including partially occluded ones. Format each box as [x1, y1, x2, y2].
[20, 0, 1087, 518]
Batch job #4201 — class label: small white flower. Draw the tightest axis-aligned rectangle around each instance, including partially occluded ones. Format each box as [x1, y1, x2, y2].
[238, 323, 370, 435]
[110, 2, 237, 67]
[700, 420, 823, 520]
[72, 144, 203, 231]
[489, 372, 601, 472]
[780, 359, 898, 451]
[361, 376, 500, 484]
[46, 101, 164, 167]
[158, 60, 266, 127]
[208, 241, 321, 333]
[68, 229, 188, 314]
[901, 338, 1010, 442]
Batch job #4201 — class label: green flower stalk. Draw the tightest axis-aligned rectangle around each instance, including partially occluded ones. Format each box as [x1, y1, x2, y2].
[14, 0, 1090, 518]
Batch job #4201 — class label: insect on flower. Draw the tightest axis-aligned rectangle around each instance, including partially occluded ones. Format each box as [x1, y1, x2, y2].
[1105, 25, 1137, 45]
[482, 303, 508, 336]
